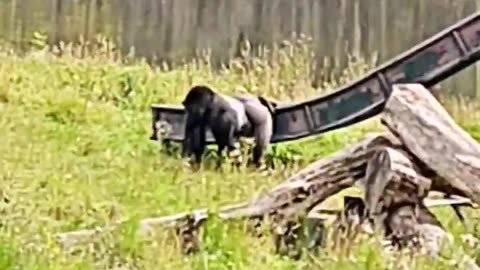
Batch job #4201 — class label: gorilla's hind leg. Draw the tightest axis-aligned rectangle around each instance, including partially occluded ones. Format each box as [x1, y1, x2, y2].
[249, 119, 272, 168]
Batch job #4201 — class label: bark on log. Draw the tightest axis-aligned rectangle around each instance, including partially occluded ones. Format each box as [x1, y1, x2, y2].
[219, 133, 401, 220]
[56, 209, 209, 252]
[381, 83, 480, 204]
[382, 202, 452, 257]
[423, 195, 476, 208]
[364, 147, 432, 218]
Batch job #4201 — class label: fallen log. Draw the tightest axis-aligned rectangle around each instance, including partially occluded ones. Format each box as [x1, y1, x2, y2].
[330, 145, 445, 258]
[220, 133, 401, 220]
[56, 209, 209, 253]
[363, 147, 432, 220]
[381, 83, 480, 204]
[423, 195, 477, 208]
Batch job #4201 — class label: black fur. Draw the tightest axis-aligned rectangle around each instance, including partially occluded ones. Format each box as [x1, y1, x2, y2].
[182, 85, 277, 168]
[182, 85, 247, 167]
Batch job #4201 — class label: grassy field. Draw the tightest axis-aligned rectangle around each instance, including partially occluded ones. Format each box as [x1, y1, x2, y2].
[0, 37, 479, 269]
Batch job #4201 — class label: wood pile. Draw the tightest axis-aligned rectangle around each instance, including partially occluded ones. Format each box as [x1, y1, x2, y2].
[56, 84, 479, 262]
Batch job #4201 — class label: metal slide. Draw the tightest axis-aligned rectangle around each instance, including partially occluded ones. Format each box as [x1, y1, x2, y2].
[150, 11, 480, 144]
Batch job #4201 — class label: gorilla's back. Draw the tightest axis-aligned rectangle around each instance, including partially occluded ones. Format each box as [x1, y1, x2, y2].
[219, 94, 249, 130]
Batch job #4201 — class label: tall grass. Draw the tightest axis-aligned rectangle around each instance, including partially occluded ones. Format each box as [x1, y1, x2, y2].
[0, 33, 478, 269]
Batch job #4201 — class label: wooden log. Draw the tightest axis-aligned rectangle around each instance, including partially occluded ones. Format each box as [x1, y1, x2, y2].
[219, 133, 401, 220]
[423, 195, 477, 208]
[363, 147, 432, 219]
[361, 143, 461, 257]
[328, 196, 373, 256]
[360, 143, 455, 257]
[56, 219, 126, 251]
[382, 202, 452, 257]
[229, 134, 399, 259]
[381, 83, 480, 204]
[56, 209, 209, 253]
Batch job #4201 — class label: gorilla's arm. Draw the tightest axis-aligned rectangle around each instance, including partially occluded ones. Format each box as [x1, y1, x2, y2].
[181, 114, 194, 157]
[192, 124, 207, 163]
[182, 113, 207, 163]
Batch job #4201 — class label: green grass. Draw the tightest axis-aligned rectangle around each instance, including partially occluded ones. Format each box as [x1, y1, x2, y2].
[0, 35, 479, 269]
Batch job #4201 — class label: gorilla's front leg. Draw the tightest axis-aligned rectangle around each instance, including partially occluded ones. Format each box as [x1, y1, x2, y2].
[181, 136, 193, 159]
[211, 123, 231, 169]
[183, 113, 205, 161]
[181, 118, 194, 158]
[191, 124, 207, 165]
[215, 125, 242, 169]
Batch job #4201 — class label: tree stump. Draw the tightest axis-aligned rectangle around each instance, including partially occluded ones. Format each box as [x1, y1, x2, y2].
[362, 142, 452, 256]
[381, 83, 480, 204]
[382, 202, 448, 254]
[364, 147, 432, 221]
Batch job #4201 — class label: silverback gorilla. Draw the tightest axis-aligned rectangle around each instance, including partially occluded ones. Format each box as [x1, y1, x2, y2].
[181, 85, 276, 168]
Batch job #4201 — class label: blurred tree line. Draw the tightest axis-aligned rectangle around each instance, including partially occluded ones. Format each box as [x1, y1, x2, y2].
[1, 0, 480, 96]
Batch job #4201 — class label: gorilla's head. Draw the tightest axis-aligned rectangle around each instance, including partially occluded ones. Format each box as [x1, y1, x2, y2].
[182, 85, 216, 118]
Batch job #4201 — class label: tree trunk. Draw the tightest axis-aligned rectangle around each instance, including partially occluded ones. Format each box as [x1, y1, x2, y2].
[381, 83, 480, 204]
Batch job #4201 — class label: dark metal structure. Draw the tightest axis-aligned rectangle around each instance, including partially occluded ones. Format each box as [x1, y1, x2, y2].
[150, 11, 480, 144]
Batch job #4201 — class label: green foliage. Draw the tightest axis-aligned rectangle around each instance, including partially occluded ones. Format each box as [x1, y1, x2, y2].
[0, 34, 478, 269]
[0, 237, 16, 270]
[29, 31, 48, 51]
